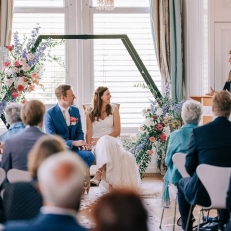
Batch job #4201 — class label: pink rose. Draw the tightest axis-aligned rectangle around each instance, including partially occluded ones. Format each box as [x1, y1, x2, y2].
[155, 123, 163, 131]
[160, 133, 167, 141]
[147, 150, 154, 155]
[6, 45, 14, 51]
[28, 85, 35, 92]
[11, 92, 19, 98]
[14, 61, 20, 67]
[22, 99, 27, 104]
[17, 85, 24, 92]
[31, 73, 37, 79]
[149, 136, 156, 142]
[3, 61, 10, 68]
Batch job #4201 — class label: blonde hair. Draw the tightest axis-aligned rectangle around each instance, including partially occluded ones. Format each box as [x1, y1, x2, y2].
[88, 86, 112, 122]
[28, 135, 67, 179]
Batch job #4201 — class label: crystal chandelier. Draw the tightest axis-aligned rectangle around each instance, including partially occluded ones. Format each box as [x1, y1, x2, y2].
[97, 0, 115, 11]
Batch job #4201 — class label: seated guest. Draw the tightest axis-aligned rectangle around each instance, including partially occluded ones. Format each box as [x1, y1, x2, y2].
[2, 135, 67, 222]
[0, 103, 25, 142]
[93, 189, 148, 231]
[44, 84, 95, 167]
[1, 100, 46, 173]
[4, 150, 87, 231]
[178, 91, 231, 231]
[164, 100, 202, 184]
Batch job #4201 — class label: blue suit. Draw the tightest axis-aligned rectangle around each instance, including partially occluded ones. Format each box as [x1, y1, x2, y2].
[3, 213, 87, 231]
[44, 104, 95, 167]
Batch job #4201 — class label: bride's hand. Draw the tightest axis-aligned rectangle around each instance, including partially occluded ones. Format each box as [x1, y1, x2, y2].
[91, 138, 99, 146]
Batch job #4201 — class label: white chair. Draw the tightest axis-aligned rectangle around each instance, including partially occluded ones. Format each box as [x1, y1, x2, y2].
[0, 168, 6, 186]
[159, 152, 189, 231]
[195, 164, 231, 228]
[7, 169, 31, 183]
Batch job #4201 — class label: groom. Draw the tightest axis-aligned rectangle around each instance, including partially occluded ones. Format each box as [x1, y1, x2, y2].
[44, 84, 95, 167]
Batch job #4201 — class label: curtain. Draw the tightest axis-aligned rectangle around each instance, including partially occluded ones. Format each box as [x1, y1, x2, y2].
[0, 0, 14, 56]
[150, 0, 184, 102]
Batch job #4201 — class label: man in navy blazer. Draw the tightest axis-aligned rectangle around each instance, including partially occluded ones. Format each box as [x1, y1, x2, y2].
[178, 91, 231, 231]
[4, 151, 88, 231]
[44, 84, 94, 167]
[1, 100, 46, 173]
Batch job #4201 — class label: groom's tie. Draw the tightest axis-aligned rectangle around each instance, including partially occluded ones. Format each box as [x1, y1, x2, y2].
[62, 109, 70, 126]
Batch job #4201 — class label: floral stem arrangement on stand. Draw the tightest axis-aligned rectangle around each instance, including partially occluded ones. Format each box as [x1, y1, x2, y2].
[124, 82, 184, 176]
[0, 25, 64, 127]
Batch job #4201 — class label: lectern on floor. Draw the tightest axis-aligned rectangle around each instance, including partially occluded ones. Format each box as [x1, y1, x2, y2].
[190, 95, 213, 125]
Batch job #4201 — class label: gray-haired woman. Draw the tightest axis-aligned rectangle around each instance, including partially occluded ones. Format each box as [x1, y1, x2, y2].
[0, 102, 25, 142]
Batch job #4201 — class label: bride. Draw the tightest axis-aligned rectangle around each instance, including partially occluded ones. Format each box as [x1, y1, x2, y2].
[86, 86, 141, 191]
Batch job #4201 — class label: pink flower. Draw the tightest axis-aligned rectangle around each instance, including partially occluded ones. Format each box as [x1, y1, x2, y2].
[28, 85, 35, 92]
[14, 61, 20, 67]
[149, 136, 156, 142]
[155, 123, 163, 131]
[153, 115, 157, 119]
[33, 79, 39, 85]
[160, 133, 167, 141]
[6, 45, 14, 51]
[31, 73, 37, 79]
[22, 99, 27, 104]
[11, 92, 19, 98]
[147, 150, 154, 155]
[3, 61, 10, 68]
[10, 87, 15, 92]
[17, 85, 24, 92]
[70, 117, 77, 122]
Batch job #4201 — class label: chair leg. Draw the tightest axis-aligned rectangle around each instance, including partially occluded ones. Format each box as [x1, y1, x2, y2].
[159, 207, 165, 229]
[173, 195, 178, 231]
[185, 205, 193, 231]
[197, 208, 202, 231]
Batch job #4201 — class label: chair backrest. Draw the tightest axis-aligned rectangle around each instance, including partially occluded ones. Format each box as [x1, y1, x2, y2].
[196, 164, 231, 209]
[172, 152, 190, 178]
[82, 103, 120, 113]
[0, 168, 6, 186]
[7, 169, 31, 183]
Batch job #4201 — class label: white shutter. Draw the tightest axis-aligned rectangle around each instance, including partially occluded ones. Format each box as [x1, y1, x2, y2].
[93, 13, 161, 132]
[12, 12, 65, 103]
[14, 0, 64, 7]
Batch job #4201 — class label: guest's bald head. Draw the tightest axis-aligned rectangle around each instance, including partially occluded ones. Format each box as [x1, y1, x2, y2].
[38, 151, 87, 210]
[213, 90, 231, 117]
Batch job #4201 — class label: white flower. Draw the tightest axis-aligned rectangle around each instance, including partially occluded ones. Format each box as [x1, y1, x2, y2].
[6, 69, 12, 76]
[11, 67, 19, 73]
[19, 57, 26, 65]
[14, 77, 27, 87]
[4, 78, 13, 86]
[138, 125, 145, 134]
[22, 64, 30, 72]
[130, 134, 137, 142]
[156, 108, 163, 116]
[142, 109, 148, 116]
[26, 53, 35, 60]
[143, 118, 153, 127]
[163, 126, 171, 137]
[151, 146, 156, 154]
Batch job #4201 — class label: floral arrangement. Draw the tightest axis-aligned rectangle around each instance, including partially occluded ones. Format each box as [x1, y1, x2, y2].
[0, 25, 63, 121]
[124, 82, 184, 176]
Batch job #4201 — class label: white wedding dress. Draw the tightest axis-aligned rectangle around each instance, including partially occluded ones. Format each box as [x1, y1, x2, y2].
[92, 108, 141, 191]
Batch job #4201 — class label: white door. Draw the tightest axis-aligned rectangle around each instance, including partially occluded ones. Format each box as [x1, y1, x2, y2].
[214, 23, 231, 91]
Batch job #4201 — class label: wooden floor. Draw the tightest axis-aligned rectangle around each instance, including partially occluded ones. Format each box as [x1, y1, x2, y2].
[77, 175, 217, 231]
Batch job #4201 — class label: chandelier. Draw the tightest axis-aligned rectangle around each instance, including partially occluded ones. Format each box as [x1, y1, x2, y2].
[97, 0, 115, 11]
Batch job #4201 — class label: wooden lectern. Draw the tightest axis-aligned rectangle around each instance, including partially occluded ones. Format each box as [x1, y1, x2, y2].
[190, 95, 213, 125]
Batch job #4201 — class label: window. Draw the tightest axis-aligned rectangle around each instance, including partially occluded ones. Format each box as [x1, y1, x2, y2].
[90, 2, 161, 133]
[13, 1, 65, 104]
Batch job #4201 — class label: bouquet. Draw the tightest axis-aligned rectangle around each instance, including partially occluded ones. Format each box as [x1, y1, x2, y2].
[0, 25, 64, 117]
[124, 82, 184, 175]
